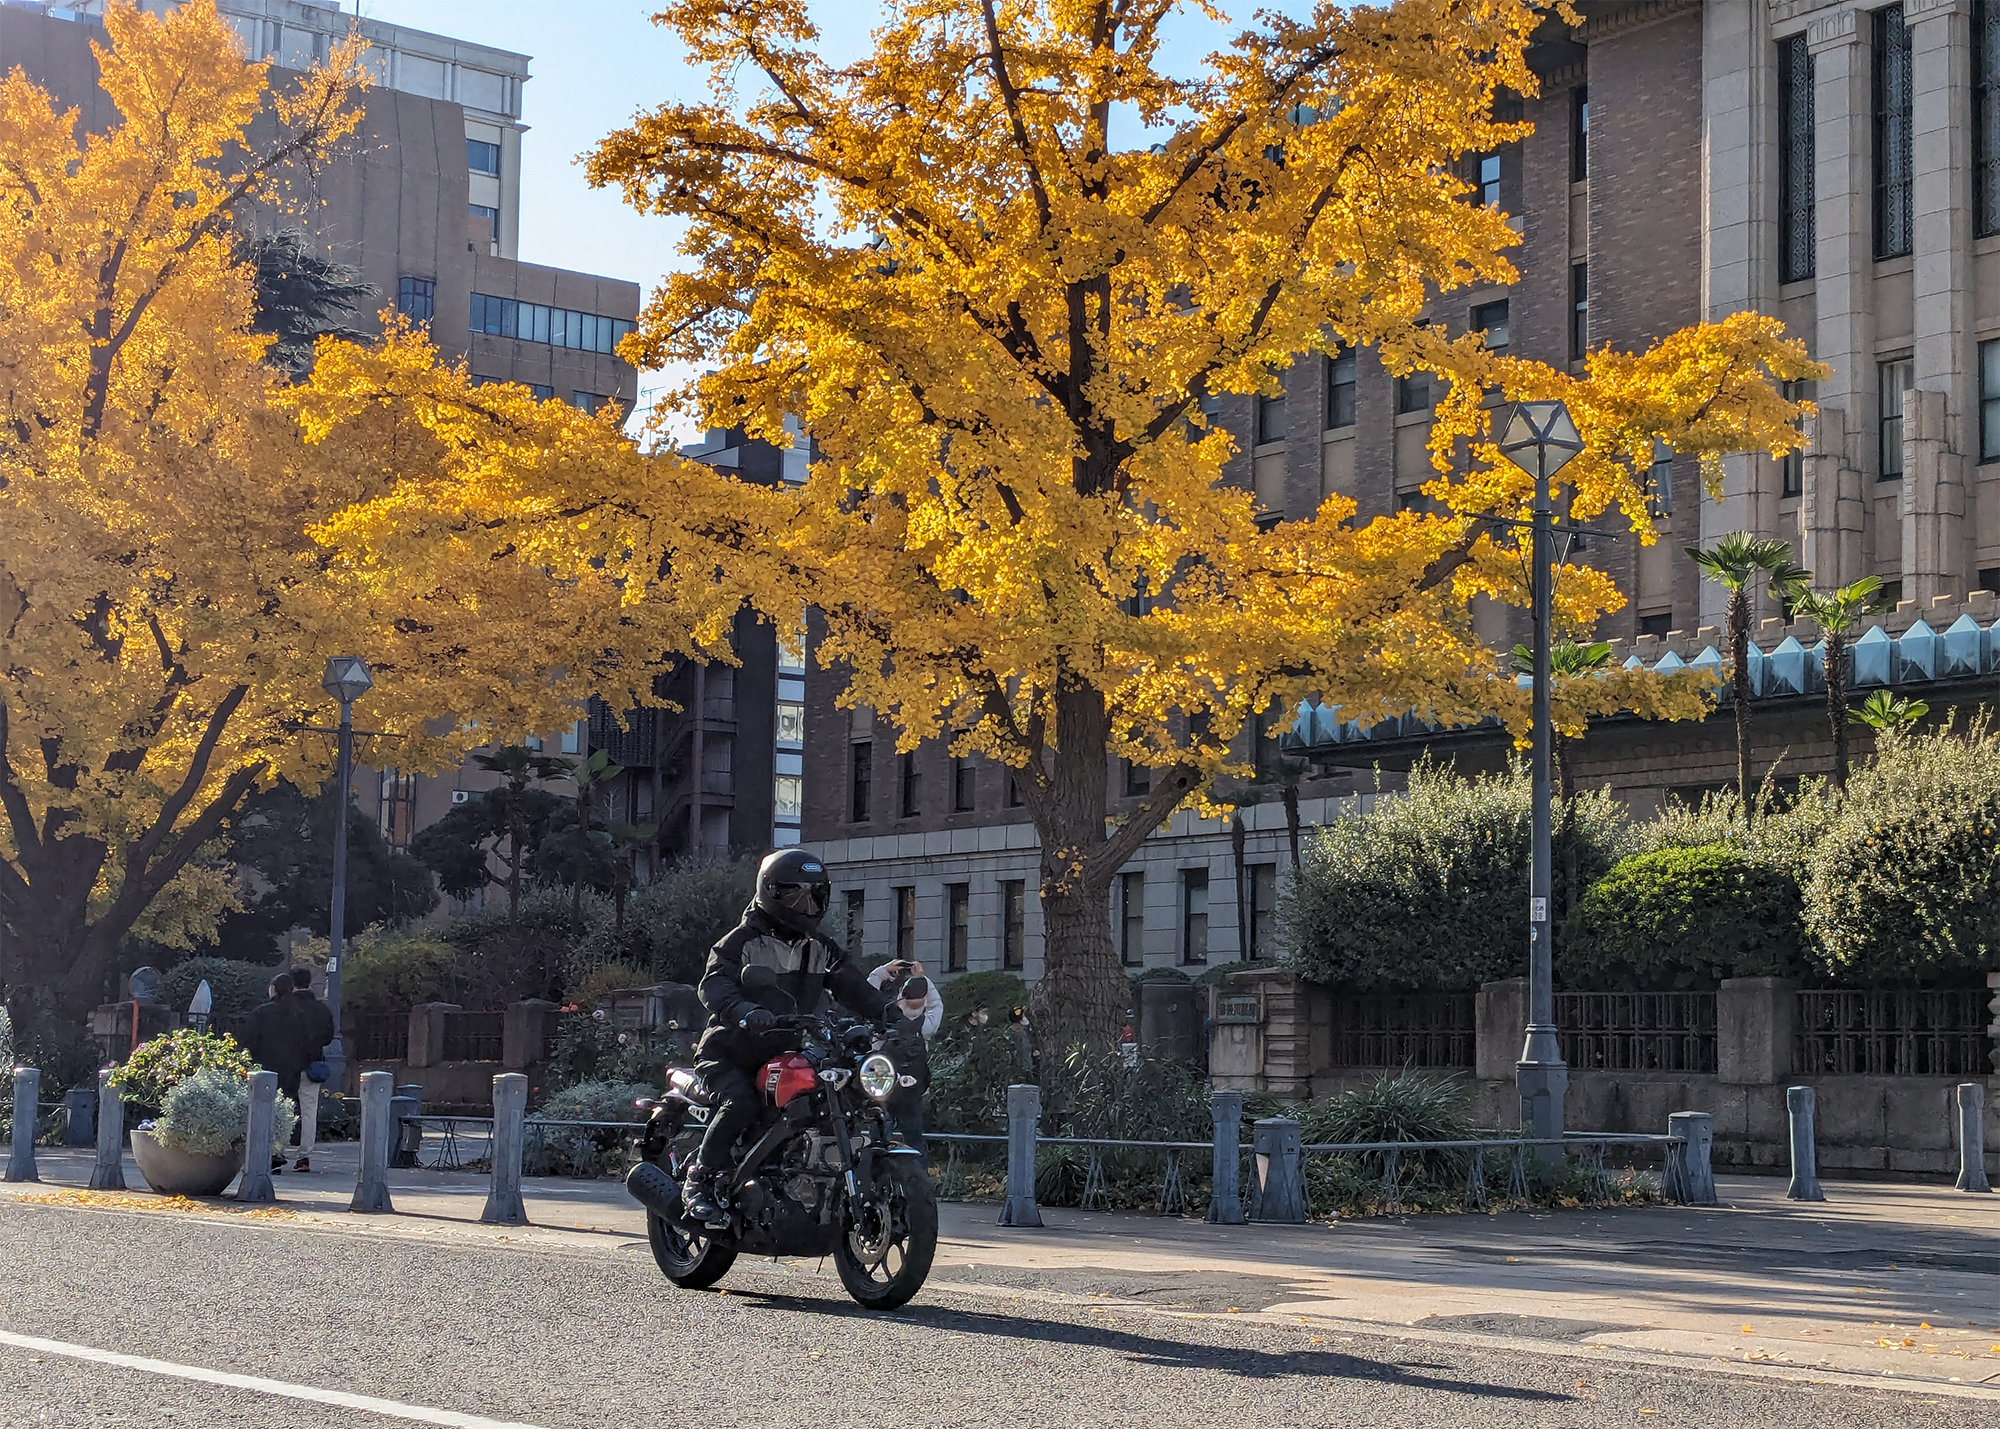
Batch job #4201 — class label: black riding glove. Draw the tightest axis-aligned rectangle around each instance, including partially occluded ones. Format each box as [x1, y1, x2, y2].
[740, 1006, 776, 1033]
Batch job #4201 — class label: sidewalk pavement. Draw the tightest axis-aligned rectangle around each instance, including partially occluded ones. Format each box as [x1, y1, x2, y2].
[6, 1142, 1997, 1394]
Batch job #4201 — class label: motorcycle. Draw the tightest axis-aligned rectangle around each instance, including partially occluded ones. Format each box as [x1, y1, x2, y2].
[622, 966, 938, 1311]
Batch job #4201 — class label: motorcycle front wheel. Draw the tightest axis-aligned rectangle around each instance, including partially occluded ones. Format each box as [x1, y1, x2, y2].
[833, 1154, 937, 1311]
[648, 1212, 738, 1290]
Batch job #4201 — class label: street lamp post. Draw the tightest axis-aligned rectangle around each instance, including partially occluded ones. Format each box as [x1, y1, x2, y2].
[320, 656, 373, 1092]
[1496, 401, 1584, 1147]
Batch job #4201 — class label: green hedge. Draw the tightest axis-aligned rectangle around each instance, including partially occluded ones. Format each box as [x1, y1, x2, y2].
[1557, 846, 1805, 990]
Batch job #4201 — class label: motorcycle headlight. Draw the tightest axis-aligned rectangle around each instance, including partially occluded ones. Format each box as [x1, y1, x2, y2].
[857, 1053, 897, 1102]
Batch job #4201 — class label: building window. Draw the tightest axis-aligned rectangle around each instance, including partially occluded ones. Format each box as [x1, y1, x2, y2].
[469, 202, 500, 243]
[1782, 380, 1811, 495]
[774, 773, 803, 822]
[1981, 339, 2000, 462]
[1471, 299, 1509, 352]
[1879, 579, 1903, 608]
[952, 751, 977, 812]
[528, 384, 553, 400]
[1255, 389, 1287, 445]
[894, 886, 916, 961]
[467, 137, 501, 176]
[849, 741, 872, 823]
[1246, 864, 1278, 960]
[1643, 450, 1673, 518]
[396, 276, 435, 324]
[1873, 5, 1914, 260]
[1980, 0, 2000, 237]
[1563, 86, 1587, 183]
[1779, 34, 1816, 282]
[1567, 263, 1588, 361]
[945, 883, 970, 973]
[379, 769, 417, 853]
[1474, 152, 1502, 207]
[469, 294, 636, 355]
[1325, 348, 1356, 429]
[1118, 871, 1146, 966]
[1879, 357, 1913, 480]
[571, 391, 601, 414]
[1638, 611, 1672, 640]
[1979, 567, 2000, 594]
[896, 750, 922, 818]
[1124, 760, 1151, 797]
[1396, 372, 1431, 414]
[1180, 868, 1209, 965]
[1006, 773, 1024, 808]
[776, 700, 805, 747]
[844, 889, 865, 958]
[1001, 880, 1026, 971]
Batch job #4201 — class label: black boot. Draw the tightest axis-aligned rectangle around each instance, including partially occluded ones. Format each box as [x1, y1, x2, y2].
[680, 1167, 726, 1225]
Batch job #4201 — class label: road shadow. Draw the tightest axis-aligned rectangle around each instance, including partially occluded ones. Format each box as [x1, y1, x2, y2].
[727, 1289, 1572, 1402]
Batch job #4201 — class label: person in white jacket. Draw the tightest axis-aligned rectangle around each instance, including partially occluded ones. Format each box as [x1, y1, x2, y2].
[868, 960, 941, 1152]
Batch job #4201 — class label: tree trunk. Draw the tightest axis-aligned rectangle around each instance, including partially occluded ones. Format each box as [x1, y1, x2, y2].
[1826, 630, 1849, 788]
[1281, 783, 1302, 869]
[1730, 590, 1753, 807]
[507, 800, 524, 917]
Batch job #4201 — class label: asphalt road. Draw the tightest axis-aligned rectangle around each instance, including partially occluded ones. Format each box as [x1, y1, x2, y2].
[0, 1201, 1991, 1429]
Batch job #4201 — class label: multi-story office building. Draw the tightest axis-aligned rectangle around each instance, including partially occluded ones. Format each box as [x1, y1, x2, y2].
[806, 0, 2000, 982]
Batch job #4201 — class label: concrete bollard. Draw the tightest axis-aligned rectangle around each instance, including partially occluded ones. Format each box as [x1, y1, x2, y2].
[60, 1086, 94, 1147]
[1666, 1111, 1717, 1206]
[1954, 1083, 1991, 1194]
[481, 1072, 529, 1225]
[1786, 1085, 1824, 1202]
[1205, 1090, 1246, 1225]
[388, 1092, 422, 1169]
[235, 1070, 277, 1204]
[350, 1070, 395, 1213]
[5, 1067, 39, 1183]
[1248, 1116, 1304, 1223]
[997, 1083, 1042, 1228]
[89, 1069, 126, 1191]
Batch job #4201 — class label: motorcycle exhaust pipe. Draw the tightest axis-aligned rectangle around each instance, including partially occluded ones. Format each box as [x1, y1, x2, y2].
[625, 1161, 684, 1222]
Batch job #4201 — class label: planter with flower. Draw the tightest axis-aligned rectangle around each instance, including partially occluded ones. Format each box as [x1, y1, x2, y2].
[108, 1030, 298, 1196]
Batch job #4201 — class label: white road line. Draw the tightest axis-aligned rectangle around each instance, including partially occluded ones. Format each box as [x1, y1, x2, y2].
[0, 1329, 552, 1429]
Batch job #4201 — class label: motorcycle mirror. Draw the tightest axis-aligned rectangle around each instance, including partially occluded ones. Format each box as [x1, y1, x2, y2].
[740, 964, 778, 992]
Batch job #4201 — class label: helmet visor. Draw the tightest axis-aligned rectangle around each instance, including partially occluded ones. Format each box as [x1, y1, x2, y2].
[772, 881, 830, 923]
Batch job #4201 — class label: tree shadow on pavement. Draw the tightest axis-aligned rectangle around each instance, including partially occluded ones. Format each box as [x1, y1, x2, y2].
[729, 1291, 1572, 1403]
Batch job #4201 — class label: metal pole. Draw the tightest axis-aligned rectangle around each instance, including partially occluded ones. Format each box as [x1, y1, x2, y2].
[1517, 460, 1568, 1148]
[324, 696, 354, 1092]
[997, 1083, 1042, 1228]
[1205, 1090, 1245, 1225]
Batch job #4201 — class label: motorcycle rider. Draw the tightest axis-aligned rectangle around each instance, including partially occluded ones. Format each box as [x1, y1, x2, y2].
[681, 848, 893, 1225]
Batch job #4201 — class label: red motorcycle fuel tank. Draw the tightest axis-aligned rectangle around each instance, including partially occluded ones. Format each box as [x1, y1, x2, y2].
[760, 1052, 816, 1108]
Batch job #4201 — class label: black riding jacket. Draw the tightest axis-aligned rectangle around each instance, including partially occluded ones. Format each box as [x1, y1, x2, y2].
[695, 907, 888, 1064]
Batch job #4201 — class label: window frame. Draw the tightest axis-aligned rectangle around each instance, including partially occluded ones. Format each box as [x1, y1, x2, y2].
[1778, 33, 1817, 282]
[952, 750, 977, 813]
[945, 883, 970, 973]
[1246, 864, 1278, 961]
[1981, 339, 2000, 463]
[1324, 348, 1357, 429]
[1180, 867, 1210, 966]
[1872, 5, 1914, 261]
[1001, 880, 1026, 971]
[1255, 389, 1288, 446]
[466, 137, 502, 177]
[1571, 86, 1589, 183]
[899, 750, 922, 818]
[1979, 0, 2000, 237]
[1470, 299, 1510, 353]
[1117, 870, 1146, 967]
[894, 886, 917, 961]
[849, 740, 873, 823]
[1879, 356, 1913, 481]
[397, 276, 436, 324]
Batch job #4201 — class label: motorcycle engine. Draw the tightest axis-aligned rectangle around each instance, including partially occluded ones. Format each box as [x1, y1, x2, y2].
[735, 1174, 834, 1258]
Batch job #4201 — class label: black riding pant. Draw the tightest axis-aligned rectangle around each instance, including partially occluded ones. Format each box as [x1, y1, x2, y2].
[694, 1060, 760, 1172]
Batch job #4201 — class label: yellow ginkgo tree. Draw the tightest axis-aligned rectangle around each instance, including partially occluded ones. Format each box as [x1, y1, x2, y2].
[566, 0, 1826, 1049]
[0, 2, 752, 1027]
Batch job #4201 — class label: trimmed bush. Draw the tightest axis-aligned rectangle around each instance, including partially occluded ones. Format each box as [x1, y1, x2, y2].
[1283, 761, 1626, 991]
[1558, 846, 1806, 990]
[340, 932, 460, 1013]
[1803, 722, 2000, 984]
[160, 958, 282, 1027]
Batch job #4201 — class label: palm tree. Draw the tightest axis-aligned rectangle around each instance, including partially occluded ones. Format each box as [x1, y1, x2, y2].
[1783, 576, 1884, 789]
[1688, 534, 1810, 802]
[472, 745, 570, 916]
[606, 820, 659, 932]
[1850, 689, 1929, 736]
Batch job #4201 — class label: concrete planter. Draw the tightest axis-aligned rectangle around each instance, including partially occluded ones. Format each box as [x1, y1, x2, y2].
[129, 1129, 240, 1197]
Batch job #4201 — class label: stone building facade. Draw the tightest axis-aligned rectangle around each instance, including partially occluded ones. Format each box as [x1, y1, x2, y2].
[805, 0, 2000, 987]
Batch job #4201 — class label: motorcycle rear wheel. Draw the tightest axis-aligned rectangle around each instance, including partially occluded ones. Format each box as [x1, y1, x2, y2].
[648, 1213, 737, 1290]
[832, 1155, 937, 1311]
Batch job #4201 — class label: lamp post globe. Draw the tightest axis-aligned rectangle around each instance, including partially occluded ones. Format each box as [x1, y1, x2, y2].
[319, 656, 372, 1094]
[1494, 400, 1577, 1150]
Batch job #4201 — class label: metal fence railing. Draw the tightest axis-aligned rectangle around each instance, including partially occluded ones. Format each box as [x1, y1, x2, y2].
[1555, 991, 1718, 1074]
[440, 1011, 504, 1063]
[1794, 989, 1990, 1077]
[1325, 992, 1476, 1069]
[350, 1013, 409, 1063]
[398, 1114, 651, 1177]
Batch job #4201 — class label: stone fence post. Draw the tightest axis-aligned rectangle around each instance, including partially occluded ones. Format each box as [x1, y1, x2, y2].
[502, 1000, 559, 1071]
[1718, 978, 1796, 1084]
[481, 1072, 529, 1225]
[89, 1069, 125, 1192]
[1666, 1110, 1717, 1205]
[1786, 1085, 1824, 1202]
[997, 1083, 1042, 1228]
[235, 1070, 277, 1204]
[406, 1003, 459, 1069]
[1248, 1116, 1304, 1223]
[350, 1070, 395, 1213]
[1476, 979, 1528, 1082]
[5, 1068, 38, 1183]
[1954, 1083, 1990, 1194]
[1205, 1090, 1245, 1225]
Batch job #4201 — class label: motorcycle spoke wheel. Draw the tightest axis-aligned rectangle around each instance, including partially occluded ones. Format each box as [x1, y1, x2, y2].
[832, 1157, 937, 1311]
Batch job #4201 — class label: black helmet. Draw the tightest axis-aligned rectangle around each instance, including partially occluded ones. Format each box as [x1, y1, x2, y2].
[754, 847, 832, 936]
